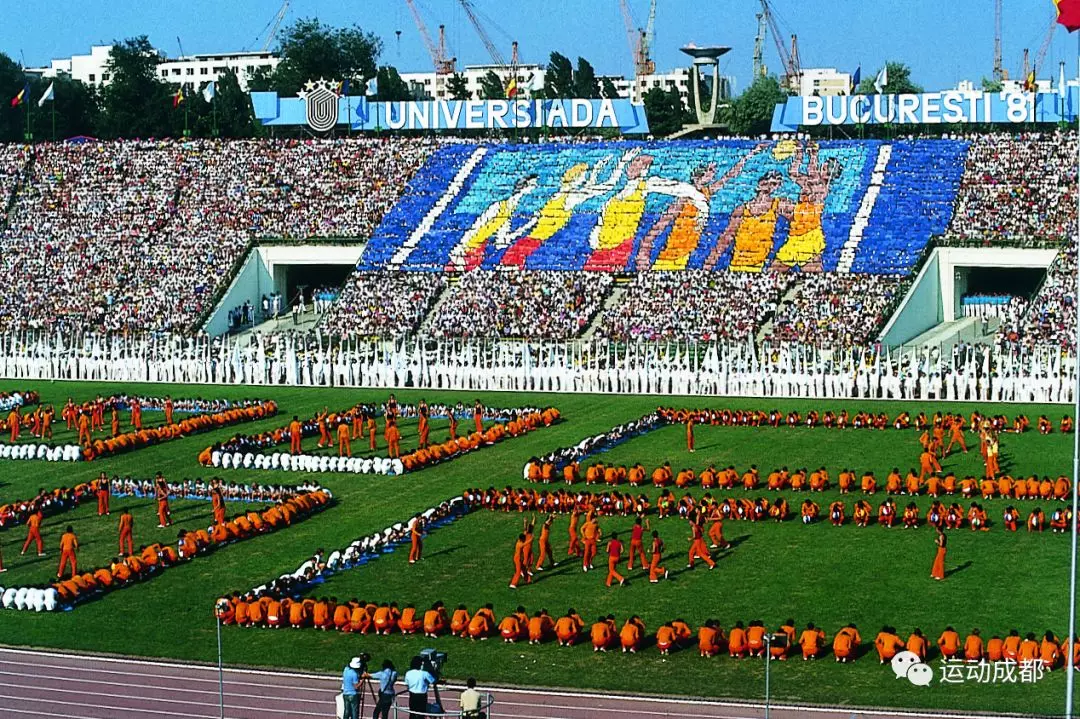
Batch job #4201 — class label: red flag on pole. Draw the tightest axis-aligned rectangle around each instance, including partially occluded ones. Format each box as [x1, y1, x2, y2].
[1056, 0, 1080, 31]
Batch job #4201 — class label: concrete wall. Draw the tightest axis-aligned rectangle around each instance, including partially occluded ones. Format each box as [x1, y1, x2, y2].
[203, 244, 365, 336]
[879, 253, 942, 346]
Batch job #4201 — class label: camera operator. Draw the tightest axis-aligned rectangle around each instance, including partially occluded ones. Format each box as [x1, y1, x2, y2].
[340, 657, 364, 719]
[364, 659, 399, 719]
[404, 656, 438, 719]
[459, 677, 482, 718]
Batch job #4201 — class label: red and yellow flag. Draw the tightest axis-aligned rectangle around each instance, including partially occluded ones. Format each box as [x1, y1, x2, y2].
[1056, 0, 1080, 31]
[505, 77, 519, 99]
[9, 84, 26, 108]
[172, 87, 184, 109]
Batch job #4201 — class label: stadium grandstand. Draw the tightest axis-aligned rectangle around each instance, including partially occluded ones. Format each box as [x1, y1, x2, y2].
[0, 133, 1073, 352]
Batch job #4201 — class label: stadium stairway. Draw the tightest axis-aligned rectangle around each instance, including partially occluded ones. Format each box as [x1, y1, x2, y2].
[901, 316, 993, 353]
[417, 276, 456, 334]
[755, 282, 803, 343]
[584, 279, 629, 338]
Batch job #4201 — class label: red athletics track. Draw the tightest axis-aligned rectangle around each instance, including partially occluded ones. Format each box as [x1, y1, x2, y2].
[0, 647, 1031, 719]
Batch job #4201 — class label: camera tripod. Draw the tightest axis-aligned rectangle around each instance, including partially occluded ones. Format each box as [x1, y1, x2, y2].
[356, 674, 380, 716]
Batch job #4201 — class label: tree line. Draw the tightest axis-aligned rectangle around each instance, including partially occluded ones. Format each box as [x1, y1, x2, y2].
[0, 16, 921, 142]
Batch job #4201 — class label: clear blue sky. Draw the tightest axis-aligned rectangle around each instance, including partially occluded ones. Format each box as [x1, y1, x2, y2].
[0, 0, 1073, 91]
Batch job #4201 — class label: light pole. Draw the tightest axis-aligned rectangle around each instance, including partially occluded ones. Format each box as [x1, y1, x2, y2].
[215, 613, 226, 719]
[763, 634, 772, 719]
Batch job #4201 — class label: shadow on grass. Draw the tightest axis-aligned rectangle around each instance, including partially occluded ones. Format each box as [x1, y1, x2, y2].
[422, 545, 464, 560]
[945, 560, 973, 578]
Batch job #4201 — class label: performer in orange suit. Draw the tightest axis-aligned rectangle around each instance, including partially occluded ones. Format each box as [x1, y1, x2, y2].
[534, 514, 556, 571]
[686, 415, 695, 453]
[154, 474, 172, 528]
[626, 517, 647, 570]
[687, 519, 716, 569]
[118, 508, 134, 555]
[110, 407, 120, 437]
[418, 400, 430, 449]
[211, 480, 226, 525]
[288, 416, 303, 455]
[605, 534, 626, 587]
[20, 507, 44, 555]
[510, 533, 528, 589]
[336, 422, 351, 457]
[367, 416, 377, 451]
[581, 513, 599, 570]
[409, 516, 424, 564]
[77, 411, 91, 448]
[648, 530, 668, 583]
[473, 400, 484, 434]
[57, 526, 78, 579]
[931, 525, 947, 580]
[386, 420, 401, 459]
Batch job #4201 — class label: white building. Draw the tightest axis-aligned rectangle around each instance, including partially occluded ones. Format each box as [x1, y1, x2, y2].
[398, 63, 715, 107]
[401, 64, 545, 101]
[798, 67, 852, 97]
[27, 45, 279, 91]
[157, 51, 279, 91]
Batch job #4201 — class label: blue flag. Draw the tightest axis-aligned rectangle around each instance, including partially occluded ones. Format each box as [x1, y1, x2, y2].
[850, 66, 861, 94]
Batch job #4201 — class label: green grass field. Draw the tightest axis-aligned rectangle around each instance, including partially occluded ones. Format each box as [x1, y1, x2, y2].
[0, 380, 1072, 715]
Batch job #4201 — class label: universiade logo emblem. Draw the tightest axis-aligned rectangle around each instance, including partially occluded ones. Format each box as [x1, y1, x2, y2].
[300, 78, 339, 132]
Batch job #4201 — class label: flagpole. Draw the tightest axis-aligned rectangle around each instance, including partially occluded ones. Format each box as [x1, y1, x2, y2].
[51, 101, 56, 142]
[1067, 31, 1080, 719]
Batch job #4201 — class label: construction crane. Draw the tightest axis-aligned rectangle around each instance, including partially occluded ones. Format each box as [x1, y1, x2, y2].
[752, 12, 767, 80]
[993, 0, 1003, 82]
[404, 0, 456, 74]
[262, 1, 290, 52]
[640, 0, 657, 76]
[619, 0, 644, 76]
[618, 0, 656, 80]
[457, 0, 514, 73]
[760, 0, 801, 91]
[1031, 12, 1059, 79]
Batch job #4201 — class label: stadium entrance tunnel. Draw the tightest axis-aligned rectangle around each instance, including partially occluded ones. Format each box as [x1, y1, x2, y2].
[958, 266, 1045, 301]
[203, 244, 365, 336]
[879, 245, 1058, 347]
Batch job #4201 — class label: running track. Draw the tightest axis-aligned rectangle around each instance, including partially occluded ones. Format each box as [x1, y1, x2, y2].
[0, 647, 1027, 719]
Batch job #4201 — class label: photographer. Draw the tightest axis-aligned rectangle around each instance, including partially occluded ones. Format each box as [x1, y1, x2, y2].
[340, 657, 363, 719]
[404, 656, 437, 719]
[365, 659, 398, 719]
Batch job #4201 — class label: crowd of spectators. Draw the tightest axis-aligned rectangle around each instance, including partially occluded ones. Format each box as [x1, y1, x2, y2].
[597, 271, 792, 343]
[320, 271, 446, 338]
[426, 271, 613, 339]
[948, 132, 1077, 244]
[764, 275, 903, 347]
[998, 238, 1077, 350]
[0, 138, 434, 334]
